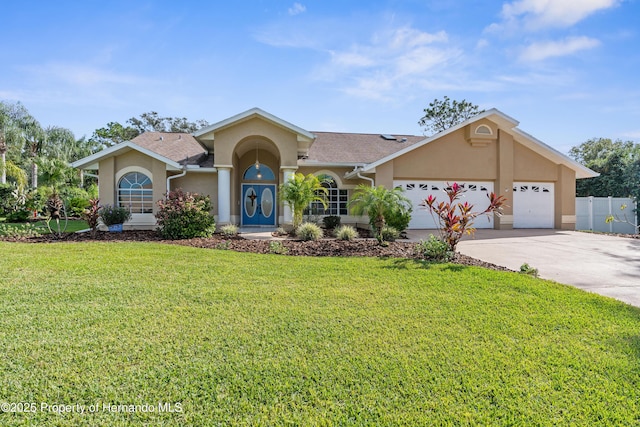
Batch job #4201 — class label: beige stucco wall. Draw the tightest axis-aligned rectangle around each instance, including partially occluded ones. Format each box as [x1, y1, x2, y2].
[212, 118, 300, 167]
[382, 124, 577, 230]
[556, 164, 577, 230]
[170, 172, 217, 214]
[98, 157, 115, 206]
[99, 150, 168, 212]
[391, 128, 498, 181]
[513, 143, 558, 181]
[495, 130, 514, 229]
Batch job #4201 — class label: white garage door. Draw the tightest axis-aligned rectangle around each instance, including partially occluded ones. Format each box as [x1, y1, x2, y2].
[512, 182, 554, 228]
[394, 181, 494, 229]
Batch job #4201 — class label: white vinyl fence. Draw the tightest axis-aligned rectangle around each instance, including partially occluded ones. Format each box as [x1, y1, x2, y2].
[576, 196, 638, 234]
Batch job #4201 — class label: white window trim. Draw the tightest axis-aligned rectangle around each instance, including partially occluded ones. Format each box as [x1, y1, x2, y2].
[115, 167, 154, 217]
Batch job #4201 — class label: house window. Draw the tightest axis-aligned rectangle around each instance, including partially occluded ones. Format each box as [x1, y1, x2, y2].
[118, 172, 153, 214]
[306, 174, 348, 216]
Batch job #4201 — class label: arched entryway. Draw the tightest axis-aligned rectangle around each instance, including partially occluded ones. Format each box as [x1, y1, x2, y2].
[241, 164, 277, 226]
[235, 137, 281, 227]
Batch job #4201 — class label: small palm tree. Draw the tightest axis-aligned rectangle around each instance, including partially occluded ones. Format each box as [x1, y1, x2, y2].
[279, 173, 328, 229]
[349, 184, 411, 243]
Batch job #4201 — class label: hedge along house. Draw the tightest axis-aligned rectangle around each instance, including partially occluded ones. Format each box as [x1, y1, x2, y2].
[71, 107, 597, 231]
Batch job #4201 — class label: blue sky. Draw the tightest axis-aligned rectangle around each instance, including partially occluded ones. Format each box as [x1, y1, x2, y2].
[1, 0, 638, 154]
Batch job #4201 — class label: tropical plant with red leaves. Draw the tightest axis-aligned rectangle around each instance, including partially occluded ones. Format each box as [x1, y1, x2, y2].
[421, 182, 506, 251]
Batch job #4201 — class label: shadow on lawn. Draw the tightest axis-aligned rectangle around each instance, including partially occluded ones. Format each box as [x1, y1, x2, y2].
[381, 257, 468, 271]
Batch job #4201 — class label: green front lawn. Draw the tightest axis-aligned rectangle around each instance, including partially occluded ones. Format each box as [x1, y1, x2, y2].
[0, 219, 88, 235]
[0, 242, 638, 425]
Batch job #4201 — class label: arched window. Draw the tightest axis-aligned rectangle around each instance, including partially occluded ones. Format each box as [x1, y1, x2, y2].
[307, 174, 348, 215]
[118, 172, 153, 214]
[243, 164, 275, 181]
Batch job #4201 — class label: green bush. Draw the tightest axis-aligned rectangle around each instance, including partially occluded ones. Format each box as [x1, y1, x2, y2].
[155, 189, 215, 240]
[322, 215, 341, 230]
[220, 224, 238, 237]
[5, 209, 31, 223]
[296, 222, 323, 241]
[60, 187, 90, 217]
[520, 263, 539, 278]
[416, 235, 454, 262]
[385, 205, 412, 233]
[0, 223, 41, 238]
[381, 226, 400, 242]
[268, 241, 289, 254]
[0, 184, 13, 215]
[335, 225, 358, 241]
[99, 205, 132, 226]
[86, 183, 99, 200]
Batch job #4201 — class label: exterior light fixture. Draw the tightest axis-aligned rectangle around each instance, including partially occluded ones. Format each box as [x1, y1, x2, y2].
[255, 144, 260, 170]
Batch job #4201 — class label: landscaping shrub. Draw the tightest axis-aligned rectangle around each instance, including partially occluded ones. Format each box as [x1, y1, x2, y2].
[520, 263, 539, 278]
[86, 183, 99, 200]
[268, 241, 289, 254]
[82, 199, 101, 237]
[61, 187, 90, 217]
[274, 227, 288, 236]
[5, 209, 30, 223]
[349, 185, 411, 244]
[322, 215, 341, 231]
[296, 222, 323, 241]
[381, 225, 400, 242]
[220, 224, 238, 237]
[99, 204, 132, 226]
[0, 183, 13, 215]
[422, 182, 505, 251]
[335, 225, 358, 241]
[155, 189, 215, 240]
[0, 223, 41, 238]
[416, 235, 454, 262]
[384, 205, 412, 234]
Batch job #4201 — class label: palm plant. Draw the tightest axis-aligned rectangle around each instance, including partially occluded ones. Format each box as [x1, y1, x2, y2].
[20, 115, 45, 188]
[279, 173, 328, 229]
[349, 184, 411, 243]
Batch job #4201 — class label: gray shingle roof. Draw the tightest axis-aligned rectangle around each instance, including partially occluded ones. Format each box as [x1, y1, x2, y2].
[306, 132, 424, 163]
[131, 132, 210, 166]
[131, 131, 424, 166]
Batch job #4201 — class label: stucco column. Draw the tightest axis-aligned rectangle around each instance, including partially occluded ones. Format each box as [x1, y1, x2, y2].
[217, 167, 231, 224]
[495, 130, 514, 230]
[282, 168, 297, 225]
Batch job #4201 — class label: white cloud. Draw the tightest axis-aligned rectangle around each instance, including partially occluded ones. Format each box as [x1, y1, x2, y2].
[498, 0, 620, 30]
[620, 130, 640, 139]
[319, 27, 462, 100]
[288, 3, 306, 16]
[519, 36, 601, 61]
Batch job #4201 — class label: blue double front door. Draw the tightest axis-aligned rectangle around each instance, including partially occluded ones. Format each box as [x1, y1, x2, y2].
[241, 184, 276, 226]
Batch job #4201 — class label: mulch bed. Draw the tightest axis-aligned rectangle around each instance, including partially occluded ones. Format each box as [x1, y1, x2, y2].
[1, 230, 513, 272]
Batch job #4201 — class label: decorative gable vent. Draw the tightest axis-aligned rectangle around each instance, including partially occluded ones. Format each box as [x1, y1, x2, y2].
[465, 123, 496, 147]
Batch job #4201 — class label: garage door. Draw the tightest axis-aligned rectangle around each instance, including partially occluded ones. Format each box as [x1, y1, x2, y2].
[512, 182, 554, 228]
[394, 181, 494, 229]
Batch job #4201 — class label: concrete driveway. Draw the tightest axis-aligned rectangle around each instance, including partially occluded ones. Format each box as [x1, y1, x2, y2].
[406, 229, 640, 308]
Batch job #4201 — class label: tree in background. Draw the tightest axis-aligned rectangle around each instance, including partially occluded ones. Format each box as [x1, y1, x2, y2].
[569, 138, 640, 200]
[419, 96, 485, 135]
[90, 111, 210, 148]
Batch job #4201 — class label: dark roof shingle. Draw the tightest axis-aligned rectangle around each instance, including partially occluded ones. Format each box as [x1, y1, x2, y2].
[306, 132, 424, 163]
[131, 132, 208, 166]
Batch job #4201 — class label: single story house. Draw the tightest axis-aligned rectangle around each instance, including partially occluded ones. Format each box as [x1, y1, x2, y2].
[71, 107, 597, 230]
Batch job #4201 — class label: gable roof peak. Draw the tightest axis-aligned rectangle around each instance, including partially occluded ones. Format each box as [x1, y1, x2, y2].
[193, 107, 315, 141]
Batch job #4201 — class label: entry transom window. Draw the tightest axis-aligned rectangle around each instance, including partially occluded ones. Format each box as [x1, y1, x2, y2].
[307, 175, 348, 216]
[118, 172, 153, 214]
[243, 164, 275, 181]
